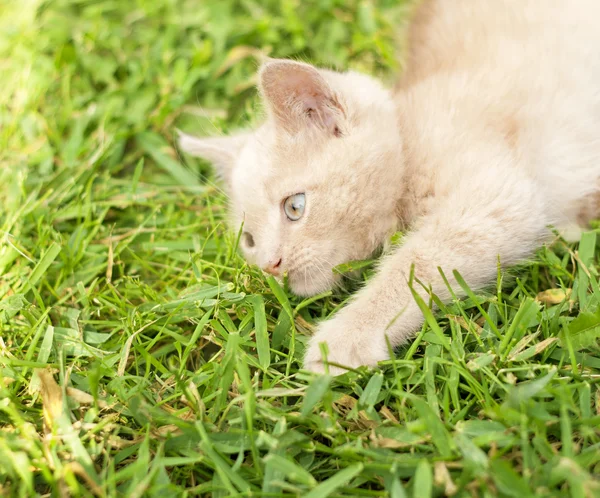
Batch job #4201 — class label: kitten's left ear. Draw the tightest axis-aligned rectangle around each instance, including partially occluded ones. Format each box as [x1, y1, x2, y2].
[259, 59, 345, 135]
[177, 130, 249, 184]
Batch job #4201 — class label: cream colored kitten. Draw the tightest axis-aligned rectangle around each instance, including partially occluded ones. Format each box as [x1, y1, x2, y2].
[179, 0, 600, 374]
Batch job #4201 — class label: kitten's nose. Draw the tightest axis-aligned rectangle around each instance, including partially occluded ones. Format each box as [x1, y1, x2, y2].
[263, 258, 282, 276]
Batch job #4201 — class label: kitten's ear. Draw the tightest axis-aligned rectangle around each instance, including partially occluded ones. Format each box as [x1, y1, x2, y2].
[259, 59, 345, 135]
[177, 130, 249, 183]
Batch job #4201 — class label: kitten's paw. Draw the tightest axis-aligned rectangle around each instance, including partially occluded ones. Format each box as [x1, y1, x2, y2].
[303, 315, 390, 375]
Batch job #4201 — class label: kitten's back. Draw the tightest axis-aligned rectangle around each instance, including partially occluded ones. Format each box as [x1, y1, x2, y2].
[397, 0, 600, 227]
[401, 0, 600, 87]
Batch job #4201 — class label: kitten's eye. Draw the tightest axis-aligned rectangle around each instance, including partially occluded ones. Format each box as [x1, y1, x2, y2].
[283, 193, 306, 221]
[242, 231, 255, 249]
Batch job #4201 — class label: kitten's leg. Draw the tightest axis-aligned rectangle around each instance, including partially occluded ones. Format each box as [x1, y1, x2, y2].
[304, 176, 550, 374]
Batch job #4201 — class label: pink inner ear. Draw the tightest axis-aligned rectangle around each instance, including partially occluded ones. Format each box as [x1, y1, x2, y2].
[304, 100, 340, 134]
[302, 96, 319, 112]
[291, 89, 341, 134]
[260, 60, 343, 135]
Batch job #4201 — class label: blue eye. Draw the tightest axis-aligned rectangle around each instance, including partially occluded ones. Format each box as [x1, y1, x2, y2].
[283, 193, 306, 221]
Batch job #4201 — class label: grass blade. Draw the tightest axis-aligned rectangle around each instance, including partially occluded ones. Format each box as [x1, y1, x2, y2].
[250, 295, 270, 370]
[136, 131, 200, 187]
[303, 463, 364, 498]
[301, 375, 332, 416]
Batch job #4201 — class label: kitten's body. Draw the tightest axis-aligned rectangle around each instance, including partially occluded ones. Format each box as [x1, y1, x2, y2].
[180, 0, 600, 373]
[400, 0, 600, 233]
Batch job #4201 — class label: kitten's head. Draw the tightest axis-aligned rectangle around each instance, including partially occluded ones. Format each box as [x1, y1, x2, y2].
[179, 60, 403, 296]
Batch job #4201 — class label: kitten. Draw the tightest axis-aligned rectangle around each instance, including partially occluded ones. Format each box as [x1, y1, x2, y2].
[179, 0, 600, 374]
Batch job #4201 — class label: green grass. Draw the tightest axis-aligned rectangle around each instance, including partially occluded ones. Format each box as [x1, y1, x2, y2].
[1, 0, 599, 496]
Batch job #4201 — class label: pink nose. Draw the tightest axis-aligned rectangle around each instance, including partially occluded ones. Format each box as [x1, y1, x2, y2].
[263, 258, 282, 276]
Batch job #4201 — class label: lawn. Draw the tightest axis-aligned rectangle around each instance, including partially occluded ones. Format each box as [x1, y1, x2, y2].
[1, 0, 599, 496]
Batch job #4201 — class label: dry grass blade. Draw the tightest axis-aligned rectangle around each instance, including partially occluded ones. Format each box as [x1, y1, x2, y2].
[36, 369, 63, 431]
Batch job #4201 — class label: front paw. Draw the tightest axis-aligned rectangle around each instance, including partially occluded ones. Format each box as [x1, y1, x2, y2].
[303, 314, 390, 375]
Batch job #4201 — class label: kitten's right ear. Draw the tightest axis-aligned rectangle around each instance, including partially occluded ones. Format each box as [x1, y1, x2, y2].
[259, 59, 345, 135]
[177, 130, 249, 183]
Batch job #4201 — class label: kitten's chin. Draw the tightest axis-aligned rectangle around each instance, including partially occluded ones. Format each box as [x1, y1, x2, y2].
[287, 270, 338, 297]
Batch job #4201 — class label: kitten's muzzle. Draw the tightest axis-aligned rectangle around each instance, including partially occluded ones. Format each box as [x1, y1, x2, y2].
[262, 257, 283, 276]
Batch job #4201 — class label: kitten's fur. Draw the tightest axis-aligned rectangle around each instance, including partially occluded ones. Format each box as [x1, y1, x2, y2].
[180, 0, 600, 374]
